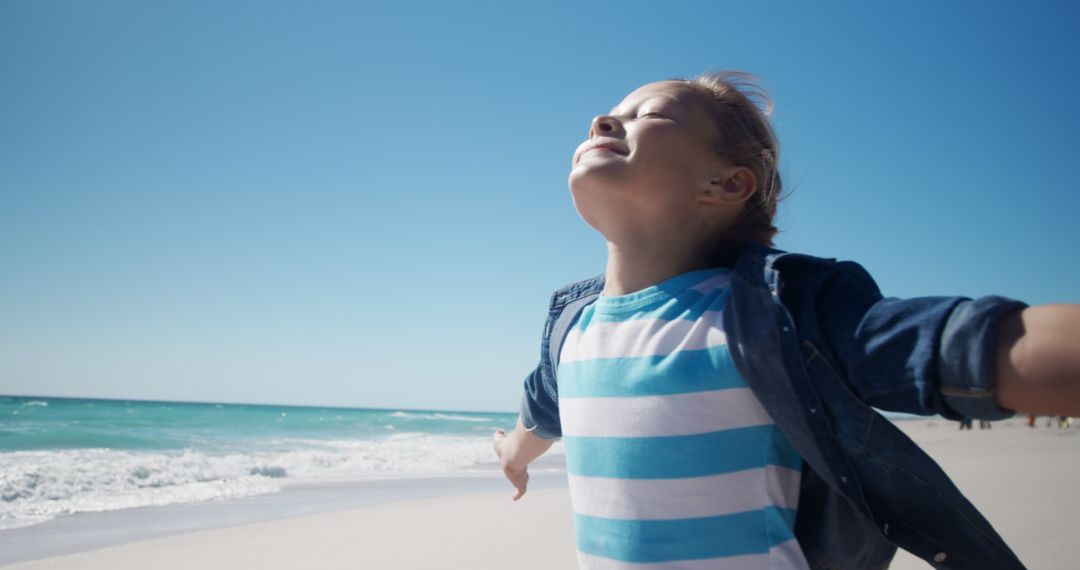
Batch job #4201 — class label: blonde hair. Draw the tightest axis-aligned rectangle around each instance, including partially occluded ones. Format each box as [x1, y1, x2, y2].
[685, 71, 783, 251]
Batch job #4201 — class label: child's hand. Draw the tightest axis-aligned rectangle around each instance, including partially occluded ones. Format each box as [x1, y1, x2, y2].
[493, 429, 530, 501]
[492, 417, 554, 501]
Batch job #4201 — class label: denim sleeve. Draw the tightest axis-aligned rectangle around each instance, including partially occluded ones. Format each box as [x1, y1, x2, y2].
[519, 364, 562, 439]
[816, 262, 1027, 420]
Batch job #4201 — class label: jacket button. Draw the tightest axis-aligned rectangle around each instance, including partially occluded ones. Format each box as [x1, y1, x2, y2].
[934, 552, 947, 562]
[782, 326, 789, 332]
[840, 476, 847, 483]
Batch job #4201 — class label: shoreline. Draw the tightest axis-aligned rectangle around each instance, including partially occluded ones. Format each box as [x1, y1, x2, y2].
[0, 457, 568, 567]
[4, 417, 1079, 569]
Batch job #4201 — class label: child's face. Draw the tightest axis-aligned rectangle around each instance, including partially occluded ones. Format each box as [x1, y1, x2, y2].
[568, 81, 735, 241]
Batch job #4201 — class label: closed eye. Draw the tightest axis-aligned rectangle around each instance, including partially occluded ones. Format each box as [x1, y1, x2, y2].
[639, 112, 666, 118]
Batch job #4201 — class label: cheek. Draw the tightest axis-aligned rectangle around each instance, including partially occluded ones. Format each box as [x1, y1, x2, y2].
[632, 130, 709, 179]
[632, 146, 703, 190]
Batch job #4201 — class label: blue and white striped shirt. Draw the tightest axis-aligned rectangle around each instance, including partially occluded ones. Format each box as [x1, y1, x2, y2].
[558, 268, 809, 569]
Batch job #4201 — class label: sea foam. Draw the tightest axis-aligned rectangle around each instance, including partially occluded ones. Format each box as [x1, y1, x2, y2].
[0, 432, 522, 530]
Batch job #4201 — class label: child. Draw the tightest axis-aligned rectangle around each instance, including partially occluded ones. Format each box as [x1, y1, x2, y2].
[492, 72, 1080, 569]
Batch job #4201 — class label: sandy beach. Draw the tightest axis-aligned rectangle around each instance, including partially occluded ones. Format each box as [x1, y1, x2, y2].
[5, 416, 1078, 569]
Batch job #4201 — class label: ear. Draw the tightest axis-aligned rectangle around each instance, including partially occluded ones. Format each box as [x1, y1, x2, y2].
[705, 165, 757, 204]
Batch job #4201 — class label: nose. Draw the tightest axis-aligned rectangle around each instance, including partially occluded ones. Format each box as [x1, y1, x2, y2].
[589, 115, 624, 138]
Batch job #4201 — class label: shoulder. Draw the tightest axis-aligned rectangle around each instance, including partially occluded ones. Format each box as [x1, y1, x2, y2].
[752, 249, 886, 353]
[738, 243, 881, 300]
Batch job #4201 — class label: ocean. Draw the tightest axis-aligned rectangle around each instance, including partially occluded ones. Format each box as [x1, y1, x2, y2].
[0, 395, 523, 532]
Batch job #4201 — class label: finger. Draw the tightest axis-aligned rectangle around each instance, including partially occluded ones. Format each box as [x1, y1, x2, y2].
[512, 486, 526, 501]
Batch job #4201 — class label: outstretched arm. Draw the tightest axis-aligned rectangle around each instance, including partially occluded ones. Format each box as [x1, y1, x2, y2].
[996, 305, 1080, 416]
[492, 416, 556, 501]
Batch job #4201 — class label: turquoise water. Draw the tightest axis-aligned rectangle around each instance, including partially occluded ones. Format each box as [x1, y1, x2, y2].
[0, 396, 513, 452]
[0, 396, 519, 530]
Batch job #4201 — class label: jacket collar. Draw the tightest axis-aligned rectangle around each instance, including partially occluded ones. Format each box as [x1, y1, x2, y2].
[550, 242, 789, 310]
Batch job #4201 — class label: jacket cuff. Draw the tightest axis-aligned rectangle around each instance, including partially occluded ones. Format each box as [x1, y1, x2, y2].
[520, 390, 562, 440]
[938, 296, 1028, 420]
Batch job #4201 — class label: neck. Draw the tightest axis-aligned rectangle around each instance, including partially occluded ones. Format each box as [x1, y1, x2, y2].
[603, 236, 712, 296]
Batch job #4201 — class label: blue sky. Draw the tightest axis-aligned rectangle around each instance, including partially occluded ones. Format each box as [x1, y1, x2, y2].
[2, 1, 1078, 412]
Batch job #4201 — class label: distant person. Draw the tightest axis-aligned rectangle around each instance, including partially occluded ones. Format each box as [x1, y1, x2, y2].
[959, 417, 974, 430]
[979, 419, 992, 429]
[493, 72, 1080, 569]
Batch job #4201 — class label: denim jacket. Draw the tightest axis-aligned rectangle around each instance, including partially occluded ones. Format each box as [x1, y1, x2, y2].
[520, 243, 1028, 570]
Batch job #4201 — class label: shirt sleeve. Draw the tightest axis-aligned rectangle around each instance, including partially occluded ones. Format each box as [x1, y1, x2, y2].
[813, 261, 1027, 420]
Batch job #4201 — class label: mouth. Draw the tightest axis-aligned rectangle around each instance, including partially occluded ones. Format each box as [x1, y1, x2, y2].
[586, 143, 628, 156]
[577, 142, 629, 164]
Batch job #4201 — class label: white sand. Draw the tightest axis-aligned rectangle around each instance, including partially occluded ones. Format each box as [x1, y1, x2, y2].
[889, 417, 1080, 569]
[4, 488, 579, 570]
[6, 417, 1078, 569]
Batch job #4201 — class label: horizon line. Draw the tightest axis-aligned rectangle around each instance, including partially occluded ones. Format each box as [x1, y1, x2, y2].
[0, 393, 517, 416]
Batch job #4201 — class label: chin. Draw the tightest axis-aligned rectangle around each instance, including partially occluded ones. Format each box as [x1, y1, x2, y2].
[568, 162, 628, 196]
[569, 186, 634, 240]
